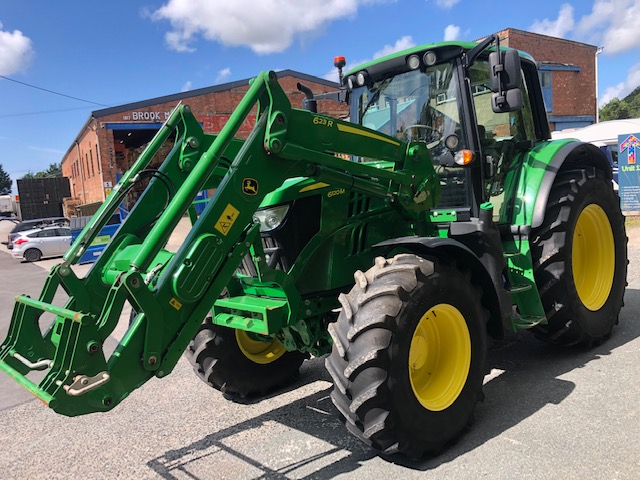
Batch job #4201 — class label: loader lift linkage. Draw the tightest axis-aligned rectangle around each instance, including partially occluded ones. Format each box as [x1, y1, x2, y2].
[0, 70, 438, 416]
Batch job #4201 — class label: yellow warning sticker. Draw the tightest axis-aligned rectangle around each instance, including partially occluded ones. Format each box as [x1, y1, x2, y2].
[215, 204, 240, 236]
[169, 297, 183, 310]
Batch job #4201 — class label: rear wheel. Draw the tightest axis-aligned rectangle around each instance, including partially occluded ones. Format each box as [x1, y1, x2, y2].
[326, 254, 488, 458]
[23, 248, 42, 262]
[530, 168, 627, 346]
[187, 317, 307, 400]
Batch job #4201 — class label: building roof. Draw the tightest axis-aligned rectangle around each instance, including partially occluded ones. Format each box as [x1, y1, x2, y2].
[91, 69, 339, 118]
[63, 69, 339, 159]
[493, 27, 597, 50]
[552, 118, 640, 145]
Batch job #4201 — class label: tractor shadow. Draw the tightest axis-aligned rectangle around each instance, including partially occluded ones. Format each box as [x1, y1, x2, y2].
[147, 288, 640, 478]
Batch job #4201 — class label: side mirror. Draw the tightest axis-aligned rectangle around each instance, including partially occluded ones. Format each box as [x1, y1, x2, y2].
[491, 89, 523, 113]
[489, 49, 521, 91]
[489, 49, 523, 113]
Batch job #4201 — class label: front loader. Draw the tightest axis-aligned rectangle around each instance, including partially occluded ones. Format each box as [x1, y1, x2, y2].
[0, 34, 627, 458]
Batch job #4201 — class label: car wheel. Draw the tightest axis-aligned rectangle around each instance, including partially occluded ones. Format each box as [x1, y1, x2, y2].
[23, 248, 42, 262]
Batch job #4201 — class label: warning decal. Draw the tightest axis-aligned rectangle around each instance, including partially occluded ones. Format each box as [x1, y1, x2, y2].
[169, 297, 183, 310]
[215, 204, 240, 236]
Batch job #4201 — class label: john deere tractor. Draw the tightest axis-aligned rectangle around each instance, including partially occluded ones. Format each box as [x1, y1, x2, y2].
[0, 34, 626, 458]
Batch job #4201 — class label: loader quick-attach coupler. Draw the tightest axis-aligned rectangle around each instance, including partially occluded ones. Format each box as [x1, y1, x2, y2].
[0, 263, 168, 415]
[0, 294, 113, 415]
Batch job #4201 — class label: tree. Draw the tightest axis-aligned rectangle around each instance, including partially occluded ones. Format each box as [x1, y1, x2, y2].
[599, 87, 640, 121]
[599, 98, 631, 121]
[20, 162, 62, 180]
[0, 164, 11, 195]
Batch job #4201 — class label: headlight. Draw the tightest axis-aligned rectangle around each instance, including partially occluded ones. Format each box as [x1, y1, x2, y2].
[252, 205, 290, 232]
[407, 54, 421, 70]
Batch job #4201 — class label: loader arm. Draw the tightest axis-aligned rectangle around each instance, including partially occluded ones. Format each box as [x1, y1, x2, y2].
[0, 71, 439, 416]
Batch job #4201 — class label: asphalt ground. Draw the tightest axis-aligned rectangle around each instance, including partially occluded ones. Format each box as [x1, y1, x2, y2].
[0, 218, 639, 479]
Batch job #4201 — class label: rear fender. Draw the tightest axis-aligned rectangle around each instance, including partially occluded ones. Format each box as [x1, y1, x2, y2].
[373, 237, 506, 339]
[513, 141, 611, 229]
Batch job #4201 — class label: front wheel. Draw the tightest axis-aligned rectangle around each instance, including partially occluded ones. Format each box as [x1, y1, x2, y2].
[326, 254, 488, 458]
[530, 168, 627, 346]
[187, 317, 307, 400]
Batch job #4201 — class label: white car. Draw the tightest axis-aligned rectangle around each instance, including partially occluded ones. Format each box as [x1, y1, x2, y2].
[10, 225, 71, 262]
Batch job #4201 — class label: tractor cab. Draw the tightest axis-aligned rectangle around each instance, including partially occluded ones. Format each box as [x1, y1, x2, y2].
[340, 39, 547, 224]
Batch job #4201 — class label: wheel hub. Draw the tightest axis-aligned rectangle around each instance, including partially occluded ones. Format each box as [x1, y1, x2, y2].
[572, 203, 615, 311]
[409, 303, 471, 411]
[235, 330, 286, 365]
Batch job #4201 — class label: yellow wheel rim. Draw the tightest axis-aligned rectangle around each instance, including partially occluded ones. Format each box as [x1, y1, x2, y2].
[572, 204, 615, 311]
[236, 330, 286, 365]
[409, 304, 471, 411]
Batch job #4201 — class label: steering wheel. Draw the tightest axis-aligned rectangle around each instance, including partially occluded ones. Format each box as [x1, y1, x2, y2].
[403, 124, 442, 150]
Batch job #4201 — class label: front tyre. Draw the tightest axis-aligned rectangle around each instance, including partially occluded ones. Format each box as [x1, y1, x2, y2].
[187, 317, 307, 400]
[326, 254, 488, 458]
[530, 168, 627, 346]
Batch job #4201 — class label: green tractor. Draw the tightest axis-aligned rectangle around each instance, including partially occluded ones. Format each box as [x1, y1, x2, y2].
[0, 34, 626, 458]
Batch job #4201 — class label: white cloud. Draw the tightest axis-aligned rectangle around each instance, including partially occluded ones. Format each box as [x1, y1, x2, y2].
[151, 0, 389, 54]
[575, 0, 619, 35]
[165, 30, 195, 53]
[599, 61, 640, 106]
[215, 67, 231, 84]
[537, 1, 640, 55]
[372, 36, 415, 59]
[0, 22, 34, 75]
[436, 0, 460, 8]
[443, 24, 461, 41]
[181, 80, 192, 92]
[529, 3, 575, 38]
[574, 1, 640, 54]
[600, 1, 640, 54]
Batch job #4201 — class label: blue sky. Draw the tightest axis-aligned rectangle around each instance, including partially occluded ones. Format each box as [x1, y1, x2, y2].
[1, 0, 639, 194]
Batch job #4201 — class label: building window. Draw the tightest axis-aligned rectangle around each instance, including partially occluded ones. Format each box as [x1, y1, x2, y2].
[539, 71, 553, 112]
[96, 145, 101, 173]
[90, 149, 95, 177]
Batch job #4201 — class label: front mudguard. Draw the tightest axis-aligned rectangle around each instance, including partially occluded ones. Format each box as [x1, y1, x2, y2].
[373, 235, 510, 339]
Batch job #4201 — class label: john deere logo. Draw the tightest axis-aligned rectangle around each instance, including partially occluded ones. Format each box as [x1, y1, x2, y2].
[243, 178, 259, 196]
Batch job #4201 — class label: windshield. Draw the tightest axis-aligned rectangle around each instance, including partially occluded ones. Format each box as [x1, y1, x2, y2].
[353, 62, 466, 147]
[351, 61, 471, 208]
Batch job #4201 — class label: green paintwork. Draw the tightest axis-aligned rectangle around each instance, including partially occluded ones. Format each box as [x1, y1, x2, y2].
[503, 139, 575, 227]
[493, 139, 578, 324]
[503, 238, 546, 328]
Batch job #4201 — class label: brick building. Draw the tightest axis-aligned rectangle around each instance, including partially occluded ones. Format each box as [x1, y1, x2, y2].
[492, 28, 598, 131]
[60, 70, 344, 214]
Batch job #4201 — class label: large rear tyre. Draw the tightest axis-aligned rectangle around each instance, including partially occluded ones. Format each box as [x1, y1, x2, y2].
[187, 317, 307, 400]
[530, 168, 627, 346]
[326, 254, 488, 458]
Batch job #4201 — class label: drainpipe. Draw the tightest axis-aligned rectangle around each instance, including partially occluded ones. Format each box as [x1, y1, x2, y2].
[94, 126, 106, 201]
[75, 140, 87, 204]
[595, 46, 604, 123]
